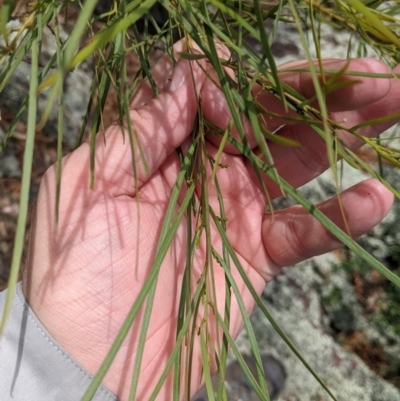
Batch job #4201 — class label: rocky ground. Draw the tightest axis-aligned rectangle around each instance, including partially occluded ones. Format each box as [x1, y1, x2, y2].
[1, 6, 400, 401]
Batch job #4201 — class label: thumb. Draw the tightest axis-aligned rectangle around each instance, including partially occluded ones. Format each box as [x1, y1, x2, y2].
[260, 179, 393, 279]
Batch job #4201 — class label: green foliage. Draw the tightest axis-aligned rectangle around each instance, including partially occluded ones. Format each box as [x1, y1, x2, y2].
[1, 1, 400, 399]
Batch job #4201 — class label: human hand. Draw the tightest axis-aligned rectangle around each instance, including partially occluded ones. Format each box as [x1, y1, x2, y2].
[23, 42, 400, 400]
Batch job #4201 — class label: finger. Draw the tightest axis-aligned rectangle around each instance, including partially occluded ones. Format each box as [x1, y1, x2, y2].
[248, 63, 400, 198]
[348, 63, 400, 135]
[276, 58, 391, 112]
[201, 69, 258, 153]
[260, 179, 393, 278]
[130, 39, 187, 108]
[201, 58, 392, 154]
[62, 56, 206, 197]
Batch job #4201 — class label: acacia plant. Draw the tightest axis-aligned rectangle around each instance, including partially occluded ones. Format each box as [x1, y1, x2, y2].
[1, 0, 400, 400]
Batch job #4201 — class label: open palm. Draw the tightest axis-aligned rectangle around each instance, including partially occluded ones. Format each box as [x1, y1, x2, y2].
[23, 46, 400, 400]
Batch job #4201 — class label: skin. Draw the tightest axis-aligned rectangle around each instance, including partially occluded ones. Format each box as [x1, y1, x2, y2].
[23, 42, 400, 400]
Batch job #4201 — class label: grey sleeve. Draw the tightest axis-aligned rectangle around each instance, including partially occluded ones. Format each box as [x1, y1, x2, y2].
[0, 282, 118, 401]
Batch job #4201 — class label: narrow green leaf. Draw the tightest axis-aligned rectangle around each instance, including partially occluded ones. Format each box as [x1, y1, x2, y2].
[213, 309, 270, 401]
[211, 246, 270, 401]
[148, 272, 206, 401]
[54, 12, 63, 225]
[200, 324, 216, 401]
[0, 0, 15, 36]
[351, 112, 400, 131]
[179, 52, 208, 60]
[345, 0, 400, 46]
[1, 35, 38, 335]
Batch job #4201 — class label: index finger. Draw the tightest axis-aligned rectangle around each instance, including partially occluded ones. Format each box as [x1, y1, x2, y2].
[276, 58, 391, 112]
[247, 63, 400, 199]
[201, 58, 392, 152]
[130, 39, 187, 108]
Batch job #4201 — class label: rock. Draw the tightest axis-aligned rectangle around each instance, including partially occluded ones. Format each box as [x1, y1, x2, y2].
[0, 127, 21, 178]
[246, 12, 377, 67]
[320, 268, 368, 334]
[0, 150, 21, 178]
[192, 354, 287, 401]
[242, 254, 400, 401]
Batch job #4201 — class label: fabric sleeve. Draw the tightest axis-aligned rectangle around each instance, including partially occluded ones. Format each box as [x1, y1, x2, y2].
[0, 282, 118, 401]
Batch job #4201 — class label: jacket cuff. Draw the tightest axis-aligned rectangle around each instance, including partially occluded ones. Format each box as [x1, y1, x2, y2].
[0, 282, 118, 401]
